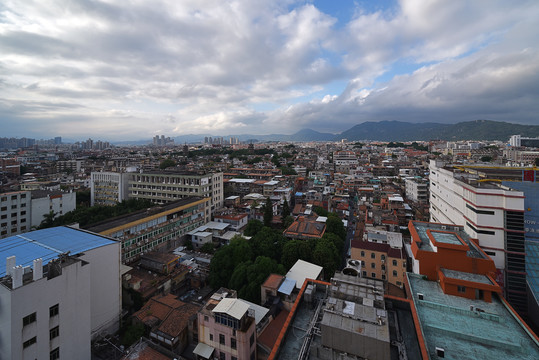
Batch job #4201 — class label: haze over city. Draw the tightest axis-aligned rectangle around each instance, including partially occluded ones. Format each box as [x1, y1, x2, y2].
[1, 0, 538, 140]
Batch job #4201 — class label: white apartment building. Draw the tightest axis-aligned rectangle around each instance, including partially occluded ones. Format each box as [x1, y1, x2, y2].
[30, 190, 76, 228]
[90, 171, 130, 206]
[333, 150, 359, 174]
[429, 160, 526, 313]
[0, 227, 121, 359]
[405, 178, 429, 203]
[0, 191, 31, 239]
[128, 170, 223, 212]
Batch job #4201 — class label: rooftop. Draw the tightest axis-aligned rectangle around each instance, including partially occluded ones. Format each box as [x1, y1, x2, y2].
[86, 197, 207, 233]
[407, 273, 539, 360]
[0, 226, 117, 277]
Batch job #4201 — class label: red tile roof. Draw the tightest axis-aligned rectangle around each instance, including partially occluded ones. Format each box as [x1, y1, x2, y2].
[262, 274, 284, 290]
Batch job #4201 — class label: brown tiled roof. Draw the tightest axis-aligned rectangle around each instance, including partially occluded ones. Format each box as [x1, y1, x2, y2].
[157, 303, 199, 337]
[122, 341, 172, 360]
[262, 274, 284, 290]
[284, 218, 325, 239]
[258, 310, 290, 351]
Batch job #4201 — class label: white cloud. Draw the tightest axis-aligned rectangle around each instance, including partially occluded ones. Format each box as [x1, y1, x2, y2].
[0, 0, 538, 140]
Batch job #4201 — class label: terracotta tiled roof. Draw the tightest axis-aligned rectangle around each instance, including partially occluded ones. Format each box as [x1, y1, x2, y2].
[157, 303, 199, 337]
[262, 274, 284, 290]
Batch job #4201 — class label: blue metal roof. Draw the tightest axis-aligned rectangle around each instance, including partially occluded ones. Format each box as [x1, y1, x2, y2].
[278, 277, 296, 296]
[0, 227, 117, 277]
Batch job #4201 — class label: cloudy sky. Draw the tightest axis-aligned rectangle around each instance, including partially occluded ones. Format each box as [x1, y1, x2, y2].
[1, 0, 538, 140]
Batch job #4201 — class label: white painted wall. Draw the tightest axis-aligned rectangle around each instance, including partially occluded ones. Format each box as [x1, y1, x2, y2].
[0, 259, 91, 360]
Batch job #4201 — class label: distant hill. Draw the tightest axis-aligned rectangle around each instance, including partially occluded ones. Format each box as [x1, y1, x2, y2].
[336, 120, 539, 141]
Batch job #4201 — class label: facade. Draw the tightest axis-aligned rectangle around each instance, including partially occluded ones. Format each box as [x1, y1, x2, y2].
[86, 197, 210, 264]
[0, 191, 31, 239]
[318, 273, 390, 360]
[90, 171, 129, 206]
[429, 160, 527, 313]
[405, 178, 429, 203]
[333, 150, 358, 174]
[196, 289, 257, 360]
[509, 134, 539, 148]
[128, 170, 223, 212]
[56, 160, 82, 173]
[0, 227, 121, 359]
[30, 190, 76, 228]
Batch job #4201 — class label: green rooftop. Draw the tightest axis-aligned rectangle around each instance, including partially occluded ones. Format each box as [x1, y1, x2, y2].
[407, 273, 539, 359]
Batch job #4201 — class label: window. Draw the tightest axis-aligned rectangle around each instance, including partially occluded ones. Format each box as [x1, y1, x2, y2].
[381, 265, 386, 271]
[382, 274, 386, 280]
[50, 326, 59, 340]
[392, 260, 397, 266]
[219, 334, 225, 345]
[381, 255, 386, 260]
[371, 272, 376, 278]
[204, 315, 209, 322]
[250, 333, 254, 346]
[457, 285, 466, 293]
[371, 263, 375, 269]
[23, 336, 37, 348]
[393, 270, 398, 277]
[50, 304, 59, 317]
[485, 250, 496, 256]
[360, 251, 365, 257]
[232, 357, 238, 360]
[362, 271, 367, 277]
[51, 347, 60, 359]
[23, 312, 36, 326]
[231, 337, 237, 349]
[209, 334, 213, 341]
[371, 253, 375, 259]
[219, 352, 225, 360]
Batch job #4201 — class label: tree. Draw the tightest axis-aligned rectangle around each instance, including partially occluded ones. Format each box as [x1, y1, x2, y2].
[281, 239, 313, 269]
[313, 206, 328, 217]
[244, 219, 263, 236]
[200, 242, 215, 254]
[281, 198, 290, 220]
[40, 210, 57, 228]
[480, 155, 493, 162]
[323, 232, 344, 254]
[325, 214, 346, 240]
[250, 227, 284, 261]
[282, 215, 294, 230]
[159, 158, 176, 169]
[312, 238, 339, 280]
[263, 197, 273, 227]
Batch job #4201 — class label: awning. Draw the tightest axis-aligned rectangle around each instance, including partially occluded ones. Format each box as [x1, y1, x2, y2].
[193, 343, 215, 359]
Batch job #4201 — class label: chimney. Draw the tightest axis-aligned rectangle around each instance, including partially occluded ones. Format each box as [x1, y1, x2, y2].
[33, 258, 43, 281]
[12, 265, 23, 289]
[6, 256, 16, 277]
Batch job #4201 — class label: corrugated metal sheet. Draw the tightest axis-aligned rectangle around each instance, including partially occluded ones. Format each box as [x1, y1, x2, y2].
[0, 226, 116, 276]
[212, 298, 249, 320]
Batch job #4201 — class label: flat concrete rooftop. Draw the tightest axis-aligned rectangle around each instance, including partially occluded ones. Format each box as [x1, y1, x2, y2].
[407, 273, 539, 360]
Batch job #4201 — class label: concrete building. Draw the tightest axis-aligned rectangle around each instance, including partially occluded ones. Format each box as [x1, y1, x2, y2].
[406, 272, 539, 360]
[30, 190, 76, 228]
[0, 227, 121, 359]
[429, 160, 527, 313]
[128, 170, 223, 212]
[509, 134, 539, 148]
[0, 191, 31, 239]
[86, 197, 210, 264]
[333, 150, 358, 174]
[195, 289, 259, 360]
[317, 273, 390, 360]
[90, 171, 130, 206]
[405, 178, 429, 203]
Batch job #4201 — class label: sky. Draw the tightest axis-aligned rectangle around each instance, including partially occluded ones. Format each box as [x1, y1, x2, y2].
[1, 0, 538, 141]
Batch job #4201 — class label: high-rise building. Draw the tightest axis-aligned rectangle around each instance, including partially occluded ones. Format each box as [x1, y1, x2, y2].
[0, 227, 121, 359]
[429, 160, 531, 315]
[128, 170, 223, 212]
[90, 172, 130, 206]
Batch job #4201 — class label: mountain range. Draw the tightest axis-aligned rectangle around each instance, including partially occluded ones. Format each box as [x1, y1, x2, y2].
[114, 120, 539, 145]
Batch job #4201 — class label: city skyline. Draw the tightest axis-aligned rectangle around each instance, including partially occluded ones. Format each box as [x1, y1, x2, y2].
[1, 0, 538, 140]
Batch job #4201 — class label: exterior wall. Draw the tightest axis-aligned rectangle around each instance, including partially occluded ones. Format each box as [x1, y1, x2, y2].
[30, 192, 76, 228]
[405, 179, 428, 203]
[90, 172, 129, 206]
[0, 260, 91, 360]
[198, 312, 256, 360]
[351, 248, 406, 287]
[98, 198, 209, 263]
[79, 243, 122, 338]
[0, 191, 31, 238]
[128, 172, 223, 213]
[321, 322, 390, 360]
